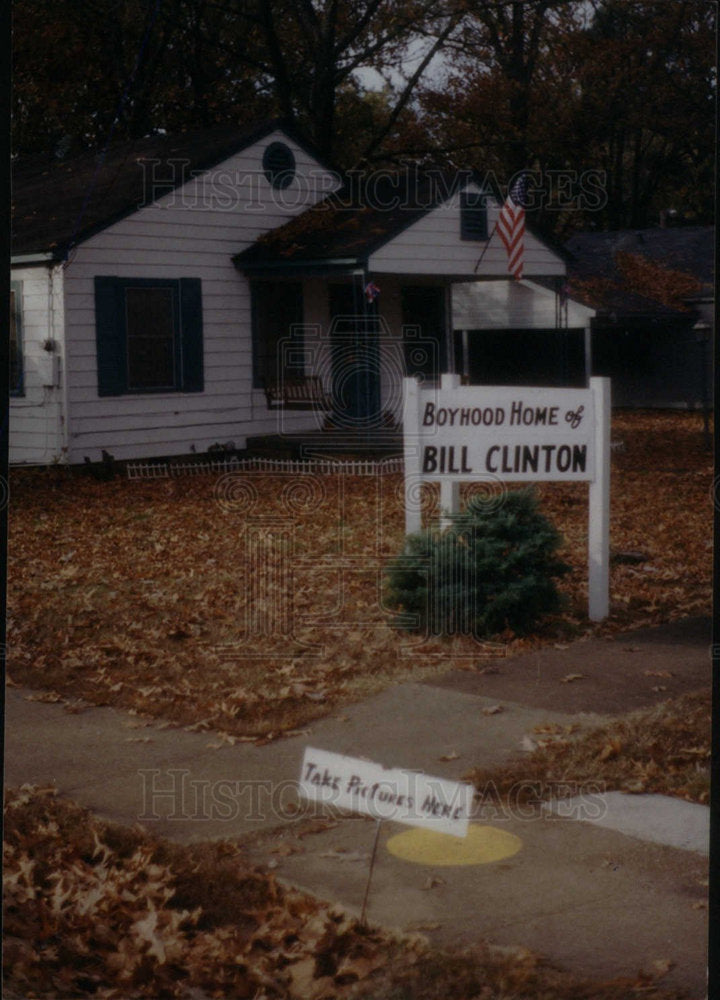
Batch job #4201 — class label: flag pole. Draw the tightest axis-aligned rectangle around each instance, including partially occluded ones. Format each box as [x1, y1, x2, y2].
[473, 221, 498, 274]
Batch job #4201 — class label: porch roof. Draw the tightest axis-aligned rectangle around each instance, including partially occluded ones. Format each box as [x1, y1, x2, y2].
[234, 168, 568, 280]
[234, 169, 476, 272]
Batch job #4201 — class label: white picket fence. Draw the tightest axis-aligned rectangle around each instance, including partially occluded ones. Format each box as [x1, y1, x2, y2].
[126, 455, 404, 480]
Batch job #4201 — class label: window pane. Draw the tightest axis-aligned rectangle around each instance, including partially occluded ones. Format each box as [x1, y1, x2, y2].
[252, 281, 303, 387]
[125, 286, 176, 389]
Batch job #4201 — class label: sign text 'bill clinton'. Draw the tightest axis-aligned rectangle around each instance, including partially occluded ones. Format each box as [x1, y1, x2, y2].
[416, 388, 594, 483]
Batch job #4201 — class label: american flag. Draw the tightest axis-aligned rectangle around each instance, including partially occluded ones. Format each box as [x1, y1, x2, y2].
[497, 174, 528, 280]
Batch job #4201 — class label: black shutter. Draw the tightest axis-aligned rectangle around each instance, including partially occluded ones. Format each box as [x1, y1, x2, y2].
[94, 276, 126, 396]
[179, 278, 204, 392]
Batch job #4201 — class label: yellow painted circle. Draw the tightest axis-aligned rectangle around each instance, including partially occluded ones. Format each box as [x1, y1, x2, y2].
[386, 825, 523, 866]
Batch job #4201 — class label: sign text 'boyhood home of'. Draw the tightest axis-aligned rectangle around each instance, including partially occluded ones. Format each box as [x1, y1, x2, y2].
[403, 375, 611, 621]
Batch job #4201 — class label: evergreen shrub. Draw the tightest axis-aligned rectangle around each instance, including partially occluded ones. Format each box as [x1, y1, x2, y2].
[384, 488, 570, 638]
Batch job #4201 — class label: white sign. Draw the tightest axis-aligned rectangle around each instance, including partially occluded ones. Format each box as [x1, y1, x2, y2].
[299, 746, 473, 838]
[403, 375, 611, 621]
[411, 385, 594, 483]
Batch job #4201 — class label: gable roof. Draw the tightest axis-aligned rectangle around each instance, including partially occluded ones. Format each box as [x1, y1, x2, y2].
[565, 225, 714, 319]
[11, 119, 330, 258]
[234, 168, 495, 271]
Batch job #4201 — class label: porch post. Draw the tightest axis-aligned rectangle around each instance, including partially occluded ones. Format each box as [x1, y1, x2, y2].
[403, 376, 423, 535]
[439, 372, 461, 529]
[444, 282, 455, 374]
[461, 330, 469, 381]
[584, 325, 593, 385]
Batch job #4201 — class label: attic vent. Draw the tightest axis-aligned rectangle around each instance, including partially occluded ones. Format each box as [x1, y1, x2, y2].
[460, 191, 488, 241]
[263, 141, 296, 190]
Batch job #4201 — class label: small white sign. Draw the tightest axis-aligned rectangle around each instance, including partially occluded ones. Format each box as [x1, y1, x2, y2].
[299, 747, 473, 838]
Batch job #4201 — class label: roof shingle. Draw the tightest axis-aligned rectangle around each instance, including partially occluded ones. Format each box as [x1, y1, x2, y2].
[11, 119, 323, 256]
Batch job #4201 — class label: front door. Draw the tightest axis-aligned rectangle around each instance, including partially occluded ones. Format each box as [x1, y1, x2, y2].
[328, 283, 382, 429]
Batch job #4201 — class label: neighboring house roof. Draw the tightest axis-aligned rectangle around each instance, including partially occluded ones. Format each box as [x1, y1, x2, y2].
[564, 225, 714, 320]
[234, 169, 487, 271]
[11, 118, 331, 258]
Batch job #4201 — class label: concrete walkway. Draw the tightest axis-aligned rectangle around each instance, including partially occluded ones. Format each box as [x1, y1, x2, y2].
[4, 617, 711, 997]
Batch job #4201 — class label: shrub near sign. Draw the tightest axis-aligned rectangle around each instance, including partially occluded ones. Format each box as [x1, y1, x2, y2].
[403, 375, 611, 621]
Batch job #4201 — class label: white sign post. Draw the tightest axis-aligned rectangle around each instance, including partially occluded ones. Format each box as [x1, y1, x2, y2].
[403, 375, 611, 621]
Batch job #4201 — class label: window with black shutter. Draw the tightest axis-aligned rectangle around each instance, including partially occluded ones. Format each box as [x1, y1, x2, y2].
[94, 277, 203, 396]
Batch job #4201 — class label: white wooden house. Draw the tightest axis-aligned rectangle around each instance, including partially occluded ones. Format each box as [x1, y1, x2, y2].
[11, 120, 592, 465]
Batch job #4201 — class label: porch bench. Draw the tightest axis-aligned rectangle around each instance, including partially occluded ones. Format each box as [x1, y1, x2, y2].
[265, 375, 333, 410]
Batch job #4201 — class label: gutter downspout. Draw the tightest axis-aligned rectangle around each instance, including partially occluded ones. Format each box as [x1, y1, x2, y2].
[360, 263, 372, 442]
[51, 263, 70, 462]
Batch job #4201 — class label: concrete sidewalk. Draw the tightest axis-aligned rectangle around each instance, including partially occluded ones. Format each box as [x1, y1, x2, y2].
[4, 617, 711, 997]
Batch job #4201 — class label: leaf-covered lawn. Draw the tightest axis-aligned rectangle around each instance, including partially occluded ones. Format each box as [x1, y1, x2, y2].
[3, 786, 693, 1000]
[466, 688, 711, 806]
[7, 411, 712, 738]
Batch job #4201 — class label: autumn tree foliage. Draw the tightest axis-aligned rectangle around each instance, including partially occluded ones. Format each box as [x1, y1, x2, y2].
[11, 0, 456, 165]
[416, 0, 715, 231]
[571, 0, 716, 229]
[12, 0, 715, 227]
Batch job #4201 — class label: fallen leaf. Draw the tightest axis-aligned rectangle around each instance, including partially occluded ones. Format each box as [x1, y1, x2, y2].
[598, 740, 622, 761]
[318, 849, 369, 862]
[297, 819, 339, 838]
[335, 954, 387, 982]
[270, 842, 304, 857]
[482, 705, 504, 715]
[286, 955, 319, 996]
[652, 958, 675, 978]
[560, 673, 584, 683]
[438, 751, 460, 761]
[422, 876, 446, 890]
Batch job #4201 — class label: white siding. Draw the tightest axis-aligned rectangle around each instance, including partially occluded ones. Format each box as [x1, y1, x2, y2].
[63, 131, 341, 462]
[453, 279, 595, 330]
[9, 266, 66, 465]
[369, 187, 565, 278]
